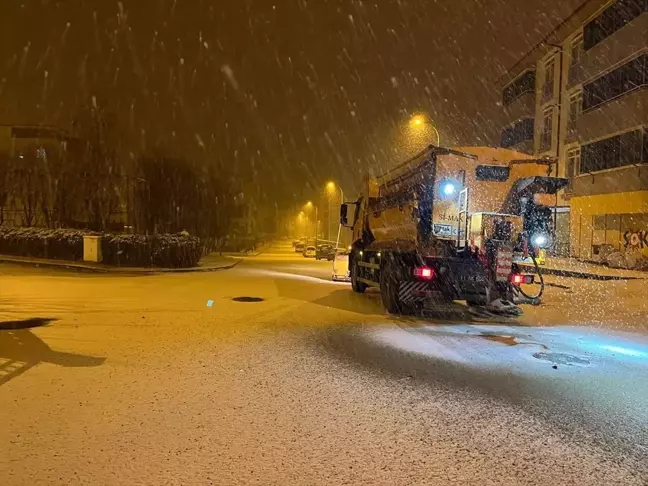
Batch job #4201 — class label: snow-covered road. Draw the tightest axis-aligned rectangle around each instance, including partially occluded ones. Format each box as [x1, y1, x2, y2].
[1, 242, 647, 485]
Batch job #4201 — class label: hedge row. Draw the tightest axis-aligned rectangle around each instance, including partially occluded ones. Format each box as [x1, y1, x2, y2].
[101, 233, 202, 268]
[0, 227, 87, 261]
[0, 227, 202, 268]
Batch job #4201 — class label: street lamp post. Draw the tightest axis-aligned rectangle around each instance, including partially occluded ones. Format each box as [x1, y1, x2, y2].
[326, 181, 344, 244]
[410, 115, 440, 146]
[305, 201, 318, 247]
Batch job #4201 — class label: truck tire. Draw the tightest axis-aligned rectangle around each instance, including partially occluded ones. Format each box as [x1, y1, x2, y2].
[351, 259, 367, 293]
[380, 260, 403, 314]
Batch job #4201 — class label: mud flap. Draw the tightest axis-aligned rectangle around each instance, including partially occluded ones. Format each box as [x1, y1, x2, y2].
[398, 281, 429, 305]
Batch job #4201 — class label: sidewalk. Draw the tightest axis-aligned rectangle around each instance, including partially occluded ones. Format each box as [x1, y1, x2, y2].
[519, 256, 647, 280]
[0, 253, 242, 274]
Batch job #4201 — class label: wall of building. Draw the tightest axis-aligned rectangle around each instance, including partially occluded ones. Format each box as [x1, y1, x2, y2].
[570, 190, 648, 259]
[498, 1, 648, 259]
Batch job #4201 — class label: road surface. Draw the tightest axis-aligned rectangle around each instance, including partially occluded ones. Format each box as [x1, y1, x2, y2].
[1, 242, 647, 485]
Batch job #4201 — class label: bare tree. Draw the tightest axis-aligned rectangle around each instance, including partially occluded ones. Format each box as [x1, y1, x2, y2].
[8, 146, 45, 227]
[72, 104, 123, 231]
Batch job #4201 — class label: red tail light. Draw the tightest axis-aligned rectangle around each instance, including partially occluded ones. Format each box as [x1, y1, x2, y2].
[413, 267, 435, 280]
[510, 274, 533, 285]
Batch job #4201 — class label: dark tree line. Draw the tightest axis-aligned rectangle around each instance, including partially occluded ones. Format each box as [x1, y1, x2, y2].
[0, 113, 236, 248]
[134, 154, 235, 250]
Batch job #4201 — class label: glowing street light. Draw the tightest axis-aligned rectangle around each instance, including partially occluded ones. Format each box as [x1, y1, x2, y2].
[410, 115, 424, 127]
[408, 114, 440, 146]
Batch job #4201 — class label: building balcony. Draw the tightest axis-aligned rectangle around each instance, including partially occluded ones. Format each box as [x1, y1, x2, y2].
[565, 87, 648, 145]
[567, 13, 648, 89]
[510, 139, 534, 155]
[501, 91, 536, 125]
[573, 165, 648, 198]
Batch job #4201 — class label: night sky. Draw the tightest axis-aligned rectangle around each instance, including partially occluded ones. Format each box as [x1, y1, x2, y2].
[0, 0, 582, 205]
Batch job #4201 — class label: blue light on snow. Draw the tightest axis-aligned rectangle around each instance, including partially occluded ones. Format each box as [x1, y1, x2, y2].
[206, 300, 214, 307]
[602, 345, 648, 359]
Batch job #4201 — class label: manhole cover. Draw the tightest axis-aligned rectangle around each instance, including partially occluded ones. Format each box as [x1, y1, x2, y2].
[0, 318, 54, 330]
[232, 297, 265, 303]
[533, 352, 590, 367]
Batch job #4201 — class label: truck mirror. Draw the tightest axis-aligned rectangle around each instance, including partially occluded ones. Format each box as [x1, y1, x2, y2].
[340, 203, 357, 228]
[476, 165, 510, 182]
[340, 204, 348, 226]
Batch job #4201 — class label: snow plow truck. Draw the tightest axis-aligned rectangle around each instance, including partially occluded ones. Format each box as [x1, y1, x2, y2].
[339, 145, 567, 315]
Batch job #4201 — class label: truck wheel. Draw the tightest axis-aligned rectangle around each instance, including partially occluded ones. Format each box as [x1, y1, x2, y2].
[380, 260, 402, 314]
[351, 260, 367, 293]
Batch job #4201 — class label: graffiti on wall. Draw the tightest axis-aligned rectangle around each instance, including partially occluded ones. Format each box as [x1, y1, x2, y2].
[623, 230, 648, 249]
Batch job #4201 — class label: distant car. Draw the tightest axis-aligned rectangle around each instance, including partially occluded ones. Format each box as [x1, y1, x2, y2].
[295, 243, 305, 253]
[292, 240, 300, 248]
[315, 244, 333, 260]
[303, 246, 316, 258]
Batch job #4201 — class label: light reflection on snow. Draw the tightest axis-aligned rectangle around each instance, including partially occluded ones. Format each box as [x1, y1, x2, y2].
[368, 324, 648, 373]
[240, 268, 346, 285]
[601, 345, 648, 359]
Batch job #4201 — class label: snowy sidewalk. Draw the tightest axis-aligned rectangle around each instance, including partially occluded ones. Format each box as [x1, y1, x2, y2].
[519, 256, 647, 280]
[0, 253, 242, 274]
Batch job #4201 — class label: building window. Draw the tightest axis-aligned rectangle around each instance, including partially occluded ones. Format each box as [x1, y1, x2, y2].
[500, 118, 534, 148]
[583, 53, 647, 111]
[543, 59, 555, 98]
[584, 0, 647, 51]
[568, 90, 583, 125]
[566, 147, 581, 192]
[580, 129, 645, 173]
[541, 109, 553, 150]
[569, 34, 583, 81]
[502, 70, 536, 105]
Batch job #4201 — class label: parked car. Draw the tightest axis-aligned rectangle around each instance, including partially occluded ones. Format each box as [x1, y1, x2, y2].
[303, 245, 316, 258]
[292, 239, 300, 248]
[315, 244, 333, 260]
[295, 243, 305, 253]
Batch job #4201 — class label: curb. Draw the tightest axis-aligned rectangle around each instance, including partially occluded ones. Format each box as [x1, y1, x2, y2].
[518, 263, 645, 281]
[0, 256, 242, 274]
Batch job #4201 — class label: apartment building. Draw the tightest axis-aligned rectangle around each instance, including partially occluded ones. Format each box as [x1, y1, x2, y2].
[498, 0, 648, 259]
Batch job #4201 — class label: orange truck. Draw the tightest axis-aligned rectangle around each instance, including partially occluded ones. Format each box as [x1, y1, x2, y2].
[339, 145, 567, 314]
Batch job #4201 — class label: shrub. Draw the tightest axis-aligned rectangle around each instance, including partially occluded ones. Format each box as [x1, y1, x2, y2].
[0, 227, 87, 261]
[0, 227, 202, 268]
[101, 233, 202, 268]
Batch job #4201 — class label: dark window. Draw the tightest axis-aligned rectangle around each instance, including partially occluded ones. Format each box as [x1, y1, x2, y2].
[502, 71, 535, 105]
[569, 35, 583, 81]
[593, 215, 606, 230]
[584, 0, 647, 50]
[583, 54, 647, 110]
[569, 90, 583, 124]
[580, 129, 644, 173]
[500, 118, 534, 148]
[541, 110, 553, 150]
[543, 59, 555, 98]
[566, 147, 581, 192]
